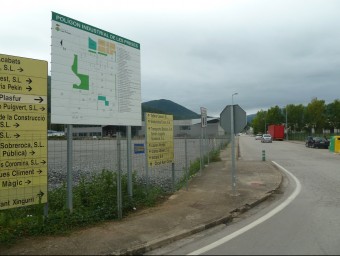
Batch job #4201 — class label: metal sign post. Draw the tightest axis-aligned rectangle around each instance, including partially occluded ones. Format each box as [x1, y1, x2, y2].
[127, 126, 133, 198]
[220, 102, 246, 196]
[66, 124, 73, 212]
[200, 107, 207, 172]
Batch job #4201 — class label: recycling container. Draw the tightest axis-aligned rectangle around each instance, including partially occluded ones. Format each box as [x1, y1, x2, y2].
[335, 136, 340, 153]
[330, 136, 340, 153]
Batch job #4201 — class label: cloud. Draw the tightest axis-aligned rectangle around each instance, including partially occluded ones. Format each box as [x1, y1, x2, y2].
[1, 0, 340, 117]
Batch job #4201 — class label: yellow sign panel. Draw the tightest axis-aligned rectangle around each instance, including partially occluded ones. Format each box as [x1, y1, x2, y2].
[0, 167, 47, 179]
[0, 158, 47, 171]
[0, 75, 47, 95]
[0, 108, 47, 131]
[0, 53, 47, 210]
[146, 113, 174, 167]
[0, 186, 47, 210]
[0, 54, 48, 78]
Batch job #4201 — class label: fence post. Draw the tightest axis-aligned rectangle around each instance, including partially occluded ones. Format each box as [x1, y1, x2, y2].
[172, 162, 175, 192]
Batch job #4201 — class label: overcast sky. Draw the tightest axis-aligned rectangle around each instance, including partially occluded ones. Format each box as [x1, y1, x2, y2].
[1, 0, 340, 116]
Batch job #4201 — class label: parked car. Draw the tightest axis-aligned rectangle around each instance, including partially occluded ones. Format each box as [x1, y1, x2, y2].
[305, 136, 314, 147]
[261, 134, 273, 143]
[305, 136, 330, 149]
[255, 134, 263, 140]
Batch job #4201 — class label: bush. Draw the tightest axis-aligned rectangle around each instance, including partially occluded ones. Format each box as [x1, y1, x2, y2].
[0, 170, 166, 246]
[0, 146, 226, 246]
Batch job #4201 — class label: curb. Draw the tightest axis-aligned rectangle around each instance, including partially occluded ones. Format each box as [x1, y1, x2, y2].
[113, 167, 284, 255]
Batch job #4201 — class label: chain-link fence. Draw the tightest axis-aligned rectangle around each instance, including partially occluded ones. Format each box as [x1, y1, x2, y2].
[48, 136, 229, 193]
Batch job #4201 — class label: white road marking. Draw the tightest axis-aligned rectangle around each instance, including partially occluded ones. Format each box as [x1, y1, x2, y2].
[187, 161, 301, 255]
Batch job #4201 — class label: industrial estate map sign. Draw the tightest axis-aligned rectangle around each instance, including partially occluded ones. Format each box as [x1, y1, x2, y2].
[51, 12, 141, 126]
[145, 113, 174, 167]
[0, 53, 48, 210]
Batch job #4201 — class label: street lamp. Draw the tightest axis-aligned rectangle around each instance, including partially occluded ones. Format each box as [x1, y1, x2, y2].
[285, 106, 288, 141]
[231, 92, 238, 196]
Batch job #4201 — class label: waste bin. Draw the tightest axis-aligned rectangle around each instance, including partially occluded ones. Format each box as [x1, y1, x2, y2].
[329, 136, 340, 153]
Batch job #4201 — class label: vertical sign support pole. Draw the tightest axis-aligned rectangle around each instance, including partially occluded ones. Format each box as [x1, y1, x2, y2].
[172, 162, 175, 192]
[144, 113, 149, 193]
[231, 105, 236, 195]
[231, 93, 239, 196]
[117, 132, 122, 219]
[127, 126, 133, 198]
[185, 135, 188, 191]
[200, 127, 203, 174]
[286, 107, 289, 141]
[200, 107, 207, 170]
[206, 127, 209, 165]
[66, 124, 73, 213]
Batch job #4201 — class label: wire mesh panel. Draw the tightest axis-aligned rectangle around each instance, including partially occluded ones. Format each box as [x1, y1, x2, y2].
[48, 136, 229, 192]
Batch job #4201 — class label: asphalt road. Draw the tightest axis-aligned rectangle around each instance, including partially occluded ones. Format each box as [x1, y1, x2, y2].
[148, 135, 340, 255]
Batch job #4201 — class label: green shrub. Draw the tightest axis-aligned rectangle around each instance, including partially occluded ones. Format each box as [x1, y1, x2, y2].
[0, 144, 226, 246]
[0, 170, 166, 246]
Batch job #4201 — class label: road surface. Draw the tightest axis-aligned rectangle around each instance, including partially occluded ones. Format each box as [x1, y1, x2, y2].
[149, 135, 340, 255]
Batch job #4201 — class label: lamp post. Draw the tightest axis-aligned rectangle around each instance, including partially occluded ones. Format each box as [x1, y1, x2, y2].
[285, 106, 288, 141]
[231, 93, 238, 195]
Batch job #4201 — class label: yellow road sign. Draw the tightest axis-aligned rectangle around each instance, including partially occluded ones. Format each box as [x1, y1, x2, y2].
[0, 167, 47, 179]
[146, 113, 174, 167]
[0, 53, 47, 210]
[0, 54, 48, 79]
[0, 158, 47, 170]
[0, 186, 47, 210]
[0, 75, 47, 95]
[0, 93, 47, 105]
[0, 176, 47, 190]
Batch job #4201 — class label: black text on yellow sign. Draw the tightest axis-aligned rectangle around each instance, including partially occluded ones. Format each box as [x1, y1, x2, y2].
[0, 53, 47, 210]
[0, 158, 47, 171]
[0, 54, 48, 82]
[0, 75, 47, 96]
[0, 186, 47, 210]
[146, 112, 174, 167]
[0, 167, 47, 179]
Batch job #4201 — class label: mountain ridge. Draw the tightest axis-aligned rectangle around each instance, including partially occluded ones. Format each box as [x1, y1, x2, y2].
[142, 99, 200, 120]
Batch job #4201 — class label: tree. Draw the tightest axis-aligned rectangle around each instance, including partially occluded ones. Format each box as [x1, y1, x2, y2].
[251, 110, 267, 134]
[304, 98, 326, 134]
[326, 99, 340, 133]
[285, 104, 305, 132]
[266, 105, 285, 125]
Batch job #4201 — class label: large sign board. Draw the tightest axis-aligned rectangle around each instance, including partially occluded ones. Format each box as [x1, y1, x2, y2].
[220, 104, 247, 134]
[0, 53, 48, 210]
[51, 12, 141, 125]
[146, 113, 174, 167]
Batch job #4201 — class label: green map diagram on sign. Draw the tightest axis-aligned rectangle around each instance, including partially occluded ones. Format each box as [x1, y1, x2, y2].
[72, 54, 89, 90]
[70, 37, 116, 109]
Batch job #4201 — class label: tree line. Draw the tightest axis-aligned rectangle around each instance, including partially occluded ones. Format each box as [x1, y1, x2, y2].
[251, 98, 340, 135]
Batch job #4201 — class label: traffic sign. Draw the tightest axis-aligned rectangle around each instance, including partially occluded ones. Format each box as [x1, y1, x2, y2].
[220, 104, 247, 134]
[0, 53, 48, 210]
[200, 107, 207, 127]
